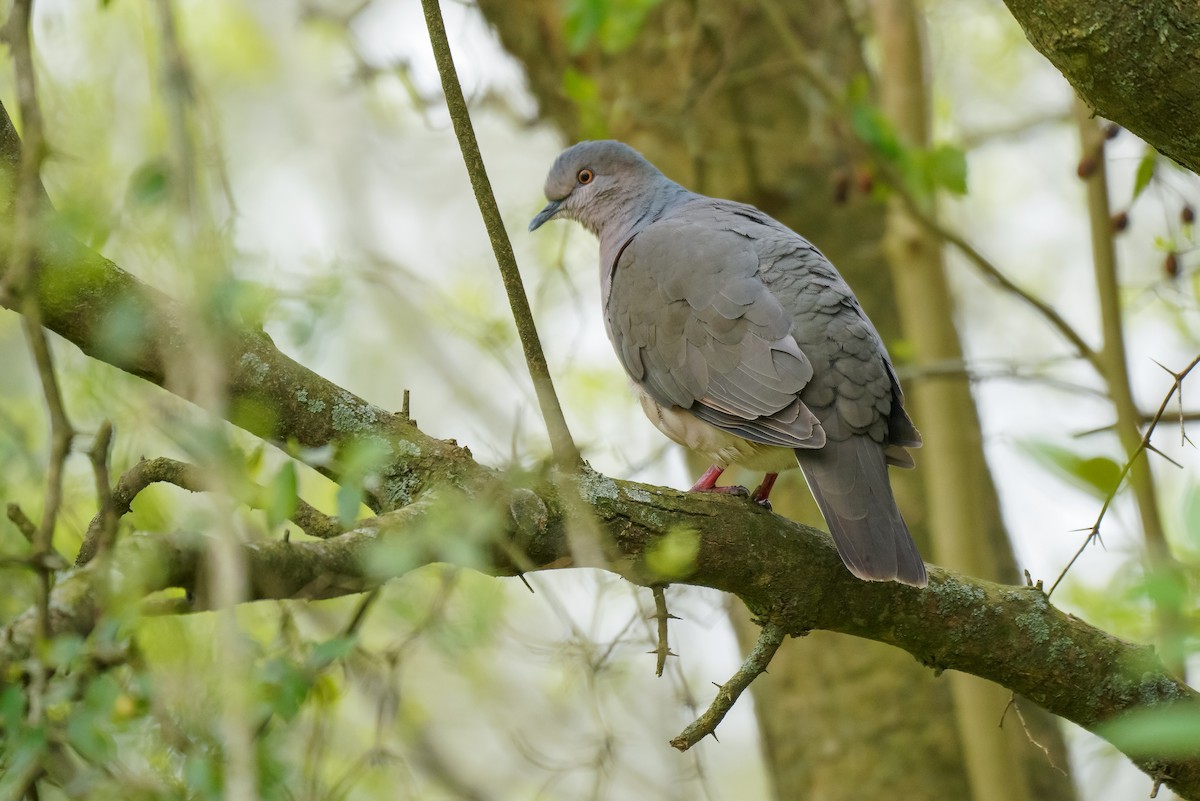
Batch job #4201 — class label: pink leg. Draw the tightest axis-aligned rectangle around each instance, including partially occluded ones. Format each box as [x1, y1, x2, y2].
[751, 473, 778, 506]
[688, 465, 750, 497]
[689, 464, 725, 492]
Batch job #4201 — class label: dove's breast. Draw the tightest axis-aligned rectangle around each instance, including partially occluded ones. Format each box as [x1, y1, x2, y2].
[630, 382, 799, 473]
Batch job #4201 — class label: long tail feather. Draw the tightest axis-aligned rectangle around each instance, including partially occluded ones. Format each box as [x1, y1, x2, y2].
[796, 437, 927, 587]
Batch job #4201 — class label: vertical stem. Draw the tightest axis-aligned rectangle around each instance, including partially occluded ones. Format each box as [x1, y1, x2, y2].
[1073, 100, 1184, 677]
[419, 0, 580, 468]
[6, 6, 72, 801]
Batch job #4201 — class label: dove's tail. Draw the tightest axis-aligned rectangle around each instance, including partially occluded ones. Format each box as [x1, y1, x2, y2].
[796, 437, 927, 587]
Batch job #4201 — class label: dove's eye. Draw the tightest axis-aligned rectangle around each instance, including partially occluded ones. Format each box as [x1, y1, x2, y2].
[577, 168, 594, 185]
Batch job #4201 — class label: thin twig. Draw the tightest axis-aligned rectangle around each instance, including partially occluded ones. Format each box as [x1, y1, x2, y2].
[86, 422, 119, 562]
[1048, 354, 1200, 597]
[670, 620, 787, 751]
[76, 456, 343, 565]
[651, 584, 677, 677]
[6, 503, 37, 543]
[418, 0, 580, 468]
[343, 587, 381, 638]
[893, 187, 1101, 373]
[9, 0, 72, 648]
[998, 692, 1069, 776]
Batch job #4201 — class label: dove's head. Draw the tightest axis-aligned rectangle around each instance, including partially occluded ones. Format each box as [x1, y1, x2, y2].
[529, 140, 679, 237]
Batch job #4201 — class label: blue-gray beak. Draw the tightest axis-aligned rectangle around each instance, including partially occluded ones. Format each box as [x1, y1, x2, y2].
[528, 199, 564, 232]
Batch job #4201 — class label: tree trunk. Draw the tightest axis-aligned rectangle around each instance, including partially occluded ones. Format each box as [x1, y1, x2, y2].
[871, 2, 1075, 798]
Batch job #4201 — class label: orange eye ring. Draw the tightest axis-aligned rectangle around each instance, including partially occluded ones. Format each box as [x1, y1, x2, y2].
[577, 168, 594, 185]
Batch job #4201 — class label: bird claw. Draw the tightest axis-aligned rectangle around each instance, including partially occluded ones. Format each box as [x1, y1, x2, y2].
[754, 497, 773, 512]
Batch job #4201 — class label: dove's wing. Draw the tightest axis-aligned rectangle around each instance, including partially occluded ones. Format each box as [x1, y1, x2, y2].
[605, 217, 825, 450]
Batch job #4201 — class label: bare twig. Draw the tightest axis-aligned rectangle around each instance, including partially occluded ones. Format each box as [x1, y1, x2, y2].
[670, 620, 786, 751]
[1073, 410, 1200, 438]
[998, 693, 1068, 776]
[8, 0, 71, 623]
[894, 357, 1108, 398]
[6, 502, 37, 543]
[76, 456, 343, 565]
[4, 6, 69, 790]
[651, 584, 677, 677]
[418, 0, 580, 468]
[893, 188, 1102, 373]
[1048, 354, 1200, 598]
[86, 421, 119, 563]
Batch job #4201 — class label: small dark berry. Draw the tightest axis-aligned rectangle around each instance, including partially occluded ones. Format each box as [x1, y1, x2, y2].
[855, 165, 873, 195]
[1077, 154, 1099, 179]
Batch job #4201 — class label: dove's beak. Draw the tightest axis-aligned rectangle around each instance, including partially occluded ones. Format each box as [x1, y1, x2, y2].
[528, 199, 564, 232]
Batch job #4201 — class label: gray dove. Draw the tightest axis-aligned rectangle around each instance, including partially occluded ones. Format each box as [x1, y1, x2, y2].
[530, 141, 927, 587]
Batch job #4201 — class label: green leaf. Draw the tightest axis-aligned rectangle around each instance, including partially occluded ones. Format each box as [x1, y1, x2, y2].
[1132, 148, 1157, 200]
[263, 462, 298, 530]
[308, 636, 356, 669]
[336, 482, 363, 527]
[1022, 440, 1123, 499]
[260, 656, 310, 721]
[562, 67, 609, 139]
[564, 0, 663, 54]
[127, 160, 170, 206]
[67, 708, 115, 762]
[926, 144, 969, 195]
[645, 526, 700, 580]
[1098, 706, 1200, 758]
[848, 103, 903, 161]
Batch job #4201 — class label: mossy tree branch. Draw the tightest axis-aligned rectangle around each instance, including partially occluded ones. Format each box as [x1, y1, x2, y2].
[2, 456, 1199, 795]
[1002, 0, 1200, 175]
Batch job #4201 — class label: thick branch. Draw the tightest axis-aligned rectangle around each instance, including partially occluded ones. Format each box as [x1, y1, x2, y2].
[3, 466, 1199, 796]
[1002, 0, 1200, 175]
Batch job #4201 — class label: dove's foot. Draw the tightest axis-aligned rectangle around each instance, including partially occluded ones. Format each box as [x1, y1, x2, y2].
[751, 473, 779, 512]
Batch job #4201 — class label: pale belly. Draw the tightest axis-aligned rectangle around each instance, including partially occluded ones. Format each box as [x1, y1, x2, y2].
[632, 384, 800, 473]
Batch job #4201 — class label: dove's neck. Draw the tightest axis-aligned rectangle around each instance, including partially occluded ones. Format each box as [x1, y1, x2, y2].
[597, 179, 692, 300]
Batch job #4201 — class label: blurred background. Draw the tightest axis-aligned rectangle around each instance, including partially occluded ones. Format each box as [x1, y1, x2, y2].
[0, 1, 1198, 799]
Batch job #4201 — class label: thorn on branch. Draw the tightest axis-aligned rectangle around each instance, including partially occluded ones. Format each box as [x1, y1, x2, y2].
[1048, 353, 1200, 597]
[669, 620, 787, 751]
